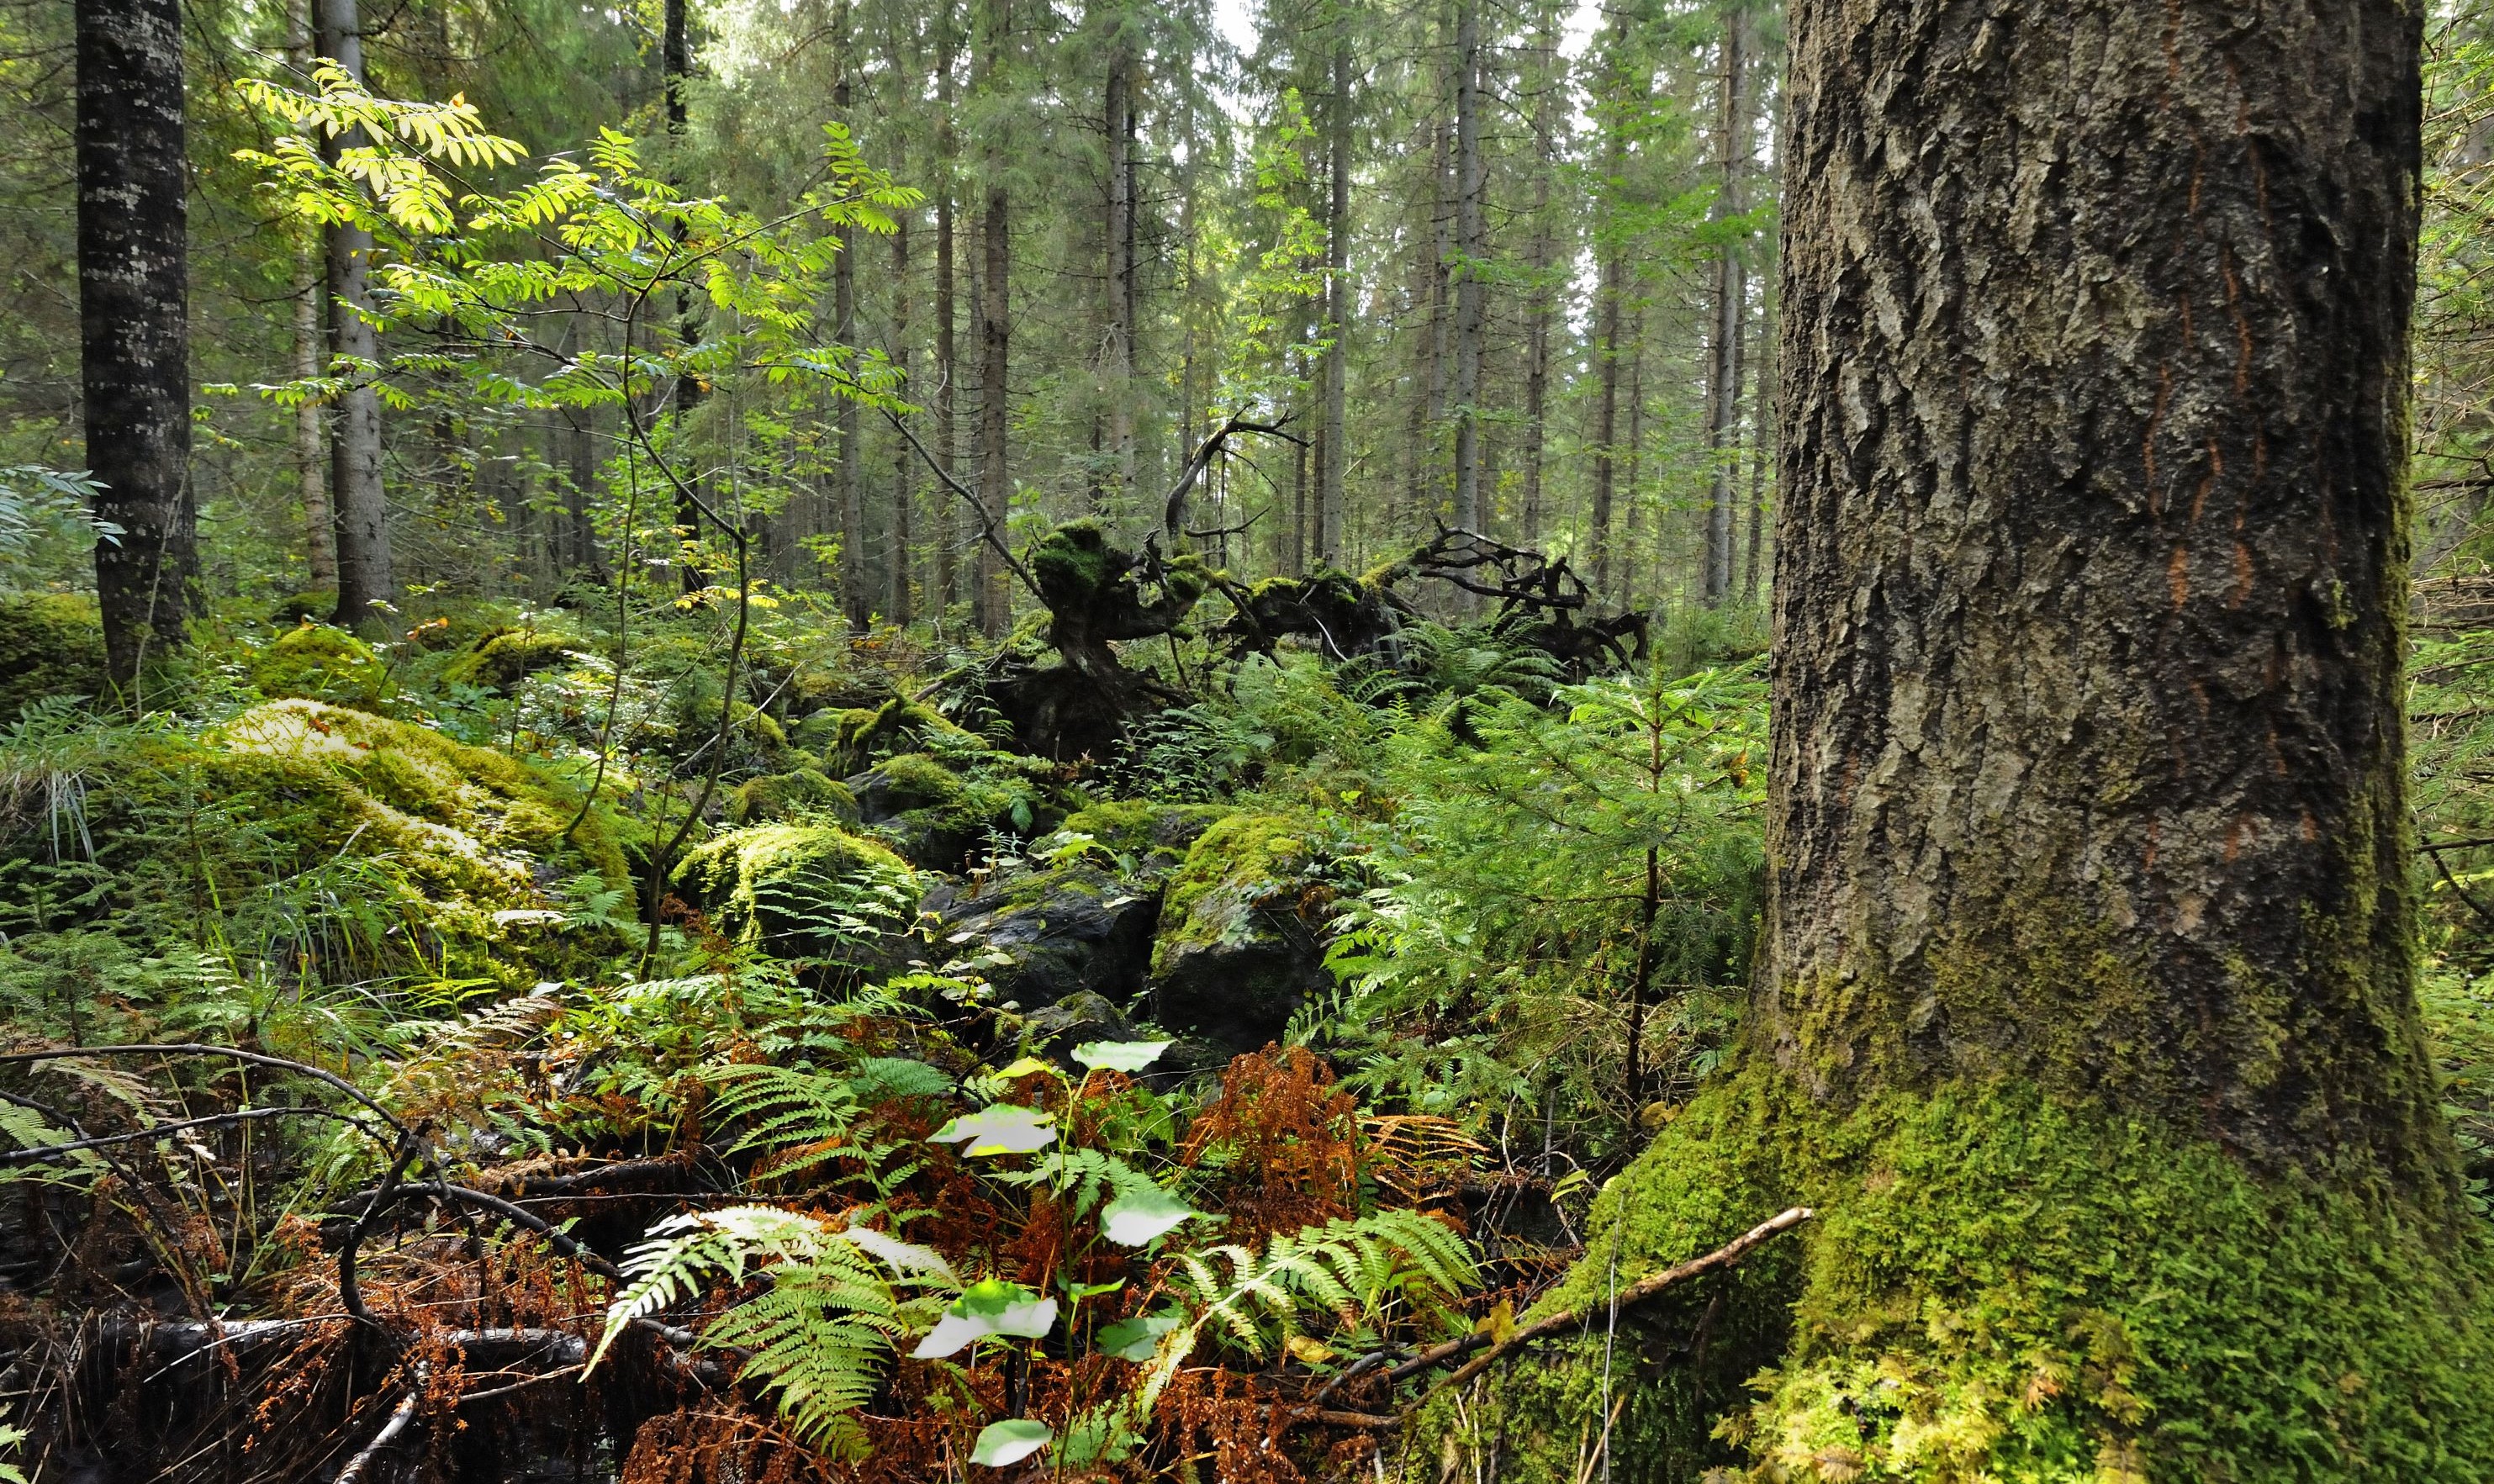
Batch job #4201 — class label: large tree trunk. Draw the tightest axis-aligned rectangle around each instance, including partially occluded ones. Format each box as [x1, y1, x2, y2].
[320, 0, 394, 630]
[934, 2, 959, 618]
[975, 0, 1012, 637]
[1763, 0, 2439, 1176]
[1422, 3, 2494, 1479]
[1103, 29, 1136, 513]
[1447, 0, 1486, 542]
[1317, 31, 1350, 567]
[1698, 3, 1749, 609]
[285, 0, 336, 595]
[77, 0, 197, 689]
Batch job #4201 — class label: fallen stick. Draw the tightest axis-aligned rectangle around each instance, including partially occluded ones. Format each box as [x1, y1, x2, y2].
[332, 1382, 422, 1484]
[1407, 1207, 1813, 1413]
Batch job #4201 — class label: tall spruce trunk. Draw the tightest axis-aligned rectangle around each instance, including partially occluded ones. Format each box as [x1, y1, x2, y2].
[661, 0, 706, 593]
[1519, 39, 1556, 553]
[1317, 32, 1350, 566]
[320, 0, 393, 630]
[284, 0, 336, 594]
[1588, 245, 1622, 600]
[1699, 4, 1748, 608]
[934, 4, 959, 617]
[77, 0, 197, 688]
[890, 202, 915, 626]
[1425, 4, 2494, 1479]
[832, 11, 868, 631]
[975, 0, 1012, 636]
[1447, 0, 1486, 541]
[1103, 33, 1136, 511]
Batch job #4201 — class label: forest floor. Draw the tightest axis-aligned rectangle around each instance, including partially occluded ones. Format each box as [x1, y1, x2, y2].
[0, 583, 2485, 1483]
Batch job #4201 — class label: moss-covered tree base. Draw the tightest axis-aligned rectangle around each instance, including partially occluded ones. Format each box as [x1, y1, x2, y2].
[1422, 1076, 2494, 1483]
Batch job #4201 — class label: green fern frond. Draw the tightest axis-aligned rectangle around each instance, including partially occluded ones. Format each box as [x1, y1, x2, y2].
[591, 1204, 953, 1449]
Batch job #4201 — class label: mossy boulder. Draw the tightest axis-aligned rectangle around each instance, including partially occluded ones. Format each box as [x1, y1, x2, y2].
[0, 592, 108, 715]
[672, 821, 917, 964]
[1051, 800, 1230, 874]
[442, 627, 580, 692]
[193, 700, 629, 981]
[249, 623, 393, 710]
[727, 768, 859, 826]
[1148, 813, 1334, 1052]
[852, 750, 1075, 874]
[933, 863, 1161, 1014]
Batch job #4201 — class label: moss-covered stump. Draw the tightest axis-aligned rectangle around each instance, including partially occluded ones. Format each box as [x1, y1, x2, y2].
[822, 698, 979, 775]
[671, 821, 918, 966]
[1148, 813, 1332, 1053]
[248, 624, 393, 710]
[1415, 1075, 2494, 1484]
[0, 592, 109, 714]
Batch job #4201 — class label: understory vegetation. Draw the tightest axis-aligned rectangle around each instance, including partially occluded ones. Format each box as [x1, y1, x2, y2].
[0, 573, 1789, 1481]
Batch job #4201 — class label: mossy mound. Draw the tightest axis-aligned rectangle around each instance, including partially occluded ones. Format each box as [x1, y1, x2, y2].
[169, 700, 631, 982]
[214, 700, 627, 890]
[727, 768, 858, 826]
[1422, 1075, 2494, 1483]
[853, 750, 1075, 873]
[442, 627, 581, 692]
[1053, 800, 1230, 873]
[0, 592, 109, 715]
[671, 821, 917, 963]
[1149, 813, 1332, 1051]
[823, 698, 980, 775]
[250, 624, 393, 710]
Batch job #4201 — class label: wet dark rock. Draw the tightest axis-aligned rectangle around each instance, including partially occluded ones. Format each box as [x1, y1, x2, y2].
[934, 864, 1162, 1012]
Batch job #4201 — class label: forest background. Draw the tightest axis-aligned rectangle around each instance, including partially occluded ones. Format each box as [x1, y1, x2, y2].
[3, 0, 2494, 1480]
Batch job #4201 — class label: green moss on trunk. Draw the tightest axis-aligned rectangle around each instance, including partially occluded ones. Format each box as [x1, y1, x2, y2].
[1435, 1075, 2494, 1483]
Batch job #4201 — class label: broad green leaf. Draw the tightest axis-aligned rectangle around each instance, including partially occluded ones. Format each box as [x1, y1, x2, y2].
[969, 1418, 1052, 1468]
[911, 1279, 1059, 1358]
[1095, 1310, 1181, 1361]
[928, 1104, 1056, 1156]
[1100, 1182, 1199, 1247]
[1071, 1039, 1173, 1073]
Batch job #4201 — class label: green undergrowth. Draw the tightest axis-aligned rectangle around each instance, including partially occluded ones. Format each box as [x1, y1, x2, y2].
[671, 820, 920, 963]
[0, 592, 108, 713]
[1433, 1075, 2494, 1484]
[248, 623, 394, 710]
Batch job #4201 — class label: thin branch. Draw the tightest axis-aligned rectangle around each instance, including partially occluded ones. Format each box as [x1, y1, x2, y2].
[1400, 1207, 1812, 1413]
[332, 1380, 421, 1484]
[0, 1104, 373, 1167]
[1162, 413, 1301, 546]
[883, 409, 1039, 599]
[0, 1044, 414, 1143]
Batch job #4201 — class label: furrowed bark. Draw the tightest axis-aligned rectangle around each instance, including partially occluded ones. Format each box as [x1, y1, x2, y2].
[77, 0, 197, 686]
[1765, 0, 2449, 1182]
